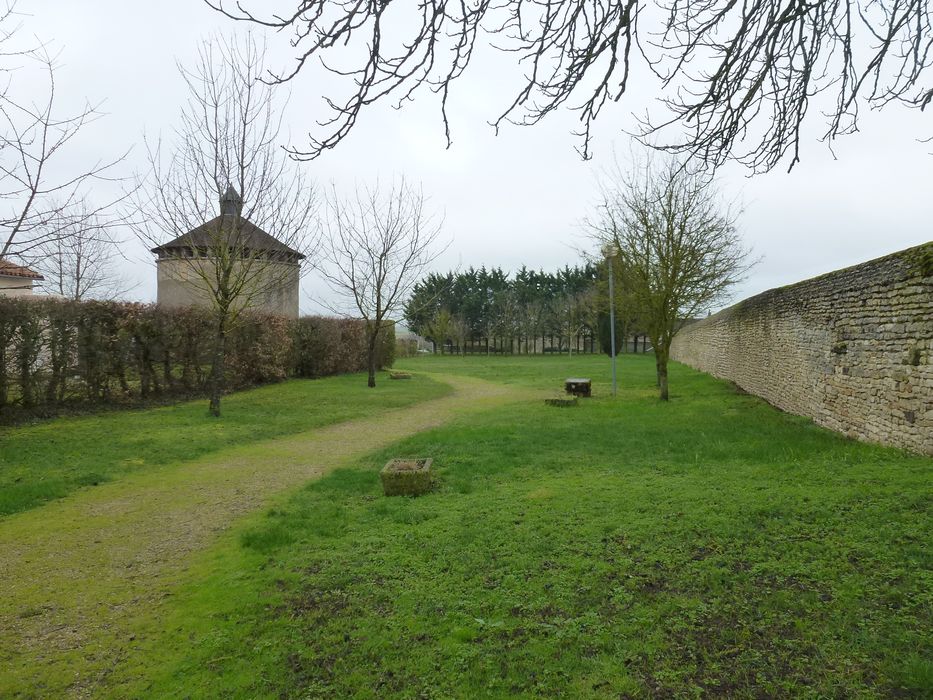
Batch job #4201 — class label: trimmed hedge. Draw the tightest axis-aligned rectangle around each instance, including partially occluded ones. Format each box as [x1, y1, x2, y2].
[0, 297, 394, 421]
[291, 316, 393, 379]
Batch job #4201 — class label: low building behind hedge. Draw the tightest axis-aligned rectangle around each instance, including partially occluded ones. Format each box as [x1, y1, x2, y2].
[0, 297, 394, 421]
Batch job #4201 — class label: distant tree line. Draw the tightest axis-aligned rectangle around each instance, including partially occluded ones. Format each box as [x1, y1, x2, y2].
[403, 265, 652, 355]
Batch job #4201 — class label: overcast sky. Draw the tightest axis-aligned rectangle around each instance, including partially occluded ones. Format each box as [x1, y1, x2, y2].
[21, 0, 933, 314]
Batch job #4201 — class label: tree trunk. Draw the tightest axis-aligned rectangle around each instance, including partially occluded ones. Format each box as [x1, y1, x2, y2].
[45, 326, 62, 405]
[655, 341, 670, 400]
[0, 346, 7, 410]
[367, 325, 379, 388]
[208, 317, 227, 417]
[181, 345, 193, 389]
[658, 360, 669, 401]
[148, 350, 162, 395]
[163, 348, 173, 390]
[117, 361, 130, 396]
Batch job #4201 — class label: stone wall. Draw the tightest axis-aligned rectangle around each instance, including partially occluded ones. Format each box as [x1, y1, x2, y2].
[671, 243, 933, 455]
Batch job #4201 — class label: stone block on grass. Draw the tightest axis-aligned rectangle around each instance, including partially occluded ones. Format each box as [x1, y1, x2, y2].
[381, 458, 433, 496]
[389, 371, 412, 380]
[564, 377, 592, 397]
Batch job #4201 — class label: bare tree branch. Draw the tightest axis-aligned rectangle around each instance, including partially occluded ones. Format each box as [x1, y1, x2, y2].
[0, 4, 128, 263]
[206, 0, 932, 171]
[32, 199, 137, 301]
[320, 177, 446, 387]
[590, 152, 755, 399]
[130, 33, 318, 416]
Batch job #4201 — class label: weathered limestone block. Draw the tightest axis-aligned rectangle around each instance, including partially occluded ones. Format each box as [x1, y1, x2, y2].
[380, 458, 433, 496]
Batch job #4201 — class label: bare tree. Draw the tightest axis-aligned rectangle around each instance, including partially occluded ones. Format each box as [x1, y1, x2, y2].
[132, 35, 317, 416]
[207, 0, 932, 171]
[448, 314, 470, 356]
[423, 307, 452, 354]
[0, 3, 125, 264]
[519, 299, 547, 354]
[591, 155, 754, 400]
[320, 179, 445, 387]
[558, 288, 597, 356]
[33, 202, 135, 301]
[492, 289, 521, 355]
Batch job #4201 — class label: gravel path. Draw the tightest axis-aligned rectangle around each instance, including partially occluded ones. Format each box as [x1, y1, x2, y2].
[0, 373, 529, 697]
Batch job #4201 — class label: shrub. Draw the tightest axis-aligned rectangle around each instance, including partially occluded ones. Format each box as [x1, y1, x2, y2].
[395, 337, 418, 359]
[290, 317, 395, 378]
[597, 311, 624, 356]
[228, 313, 292, 387]
[0, 298, 388, 421]
[377, 322, 396, 370]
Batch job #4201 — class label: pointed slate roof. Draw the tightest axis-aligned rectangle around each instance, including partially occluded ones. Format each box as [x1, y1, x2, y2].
[151, 188, 305, 260]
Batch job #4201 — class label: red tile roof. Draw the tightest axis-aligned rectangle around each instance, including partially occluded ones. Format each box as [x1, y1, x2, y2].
[0, 259, 44, 280]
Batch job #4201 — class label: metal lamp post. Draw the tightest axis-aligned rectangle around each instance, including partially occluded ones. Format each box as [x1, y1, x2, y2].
[606, 248, 618, 397]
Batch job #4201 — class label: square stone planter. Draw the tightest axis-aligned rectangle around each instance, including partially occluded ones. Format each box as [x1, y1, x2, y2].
[381, 458, 433, 496]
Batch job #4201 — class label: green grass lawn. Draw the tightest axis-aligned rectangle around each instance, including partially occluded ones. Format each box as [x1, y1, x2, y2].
[0, 372, 450, 518]
[400, 351, 632, 390]
[108, 355, 932, 698]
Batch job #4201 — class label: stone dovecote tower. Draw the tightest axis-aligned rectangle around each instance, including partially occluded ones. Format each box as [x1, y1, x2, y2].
[151, 187, 304, 318]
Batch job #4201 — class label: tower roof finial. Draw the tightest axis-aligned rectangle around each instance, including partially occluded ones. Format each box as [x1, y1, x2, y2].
[220, 185, 243, 216]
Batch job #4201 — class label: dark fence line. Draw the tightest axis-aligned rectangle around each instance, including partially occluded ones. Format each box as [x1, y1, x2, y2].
[0, 297, 393, 421]
[433, 334, 651, 355]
